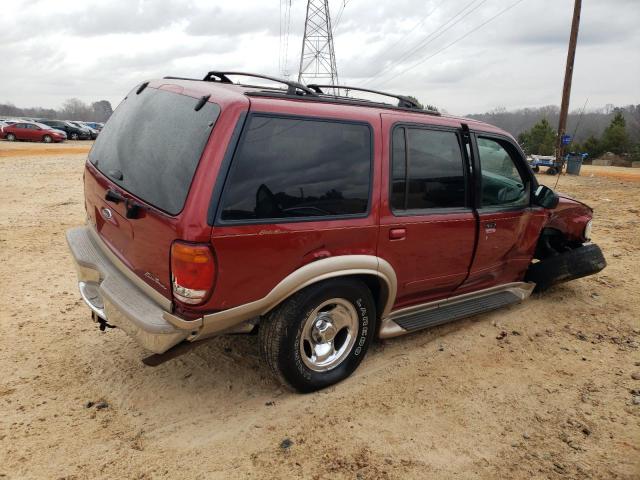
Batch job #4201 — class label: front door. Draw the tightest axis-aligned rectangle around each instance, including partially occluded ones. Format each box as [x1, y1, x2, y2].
[377, 115, 476, 310]
[460, 134, 547, 293]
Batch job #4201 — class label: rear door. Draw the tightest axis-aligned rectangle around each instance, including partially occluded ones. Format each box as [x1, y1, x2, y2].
[12, 123, 30, 140]
[460, 134, 547, 292]
[85, 85, 222, 299]
[209, 109, 379, 311]
[377, 114, 476, 309]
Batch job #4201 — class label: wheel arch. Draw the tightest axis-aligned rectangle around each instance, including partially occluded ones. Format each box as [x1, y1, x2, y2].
[190, 255, 397, 339]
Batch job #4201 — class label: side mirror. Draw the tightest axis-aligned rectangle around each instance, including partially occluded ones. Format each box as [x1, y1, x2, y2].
[533, 185, 559, 209]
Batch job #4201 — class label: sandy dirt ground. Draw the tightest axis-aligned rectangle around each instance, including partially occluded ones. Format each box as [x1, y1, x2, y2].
[0, 141, 638, 479]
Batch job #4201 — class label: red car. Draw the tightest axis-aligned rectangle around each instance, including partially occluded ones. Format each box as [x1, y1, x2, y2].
[2, 121, 66, 143]
[66, 72, 605, 392]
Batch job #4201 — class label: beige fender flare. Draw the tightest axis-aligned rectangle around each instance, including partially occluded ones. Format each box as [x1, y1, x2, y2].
[176, 255, 397, 340]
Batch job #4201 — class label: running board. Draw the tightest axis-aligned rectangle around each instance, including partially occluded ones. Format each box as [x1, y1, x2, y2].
[379, 282, 535, 339]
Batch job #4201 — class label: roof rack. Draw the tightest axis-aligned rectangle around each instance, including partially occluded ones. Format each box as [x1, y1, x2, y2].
[163, 71, 440, 116]
[307, 84, 421, 110]
[203, 71, 317, 96]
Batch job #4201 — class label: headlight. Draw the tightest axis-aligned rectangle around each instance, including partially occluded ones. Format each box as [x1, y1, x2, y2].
[584, 220, 592, 241]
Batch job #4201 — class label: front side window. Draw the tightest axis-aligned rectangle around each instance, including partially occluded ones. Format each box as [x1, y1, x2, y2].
[391, 127, 466, 211]
[219, 116, 372, 222]
[477, 137, 528, 208]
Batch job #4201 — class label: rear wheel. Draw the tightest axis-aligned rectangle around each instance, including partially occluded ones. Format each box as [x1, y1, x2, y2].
[259, 278, 376, 392]
[42, 134, 52, 143]
[6, 133, 16, 141]
[70, 132, 79, 140]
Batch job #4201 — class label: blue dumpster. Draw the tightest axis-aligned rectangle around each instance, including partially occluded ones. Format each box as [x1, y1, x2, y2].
[566, 154, 585, 175]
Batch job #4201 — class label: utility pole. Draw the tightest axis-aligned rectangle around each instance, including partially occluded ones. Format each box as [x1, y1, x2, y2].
[298, 0, 339, 88]
[556, 0, 582, 168]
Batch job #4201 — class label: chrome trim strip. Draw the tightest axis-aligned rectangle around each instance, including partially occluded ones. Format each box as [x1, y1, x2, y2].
[86, 225, 172, 311]
[379, 281, 535, 339]
[193, 255, 397, 340]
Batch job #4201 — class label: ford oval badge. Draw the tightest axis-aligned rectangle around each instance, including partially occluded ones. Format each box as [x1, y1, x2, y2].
[100, 207, 113, 220]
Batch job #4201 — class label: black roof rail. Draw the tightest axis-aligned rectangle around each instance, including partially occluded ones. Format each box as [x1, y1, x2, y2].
[203, 71, 317, 96]
[308, 84, 421, 109]
[244, 90, 441, 116]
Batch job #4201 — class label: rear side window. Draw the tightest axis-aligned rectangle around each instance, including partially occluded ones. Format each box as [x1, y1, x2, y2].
[89, 87, 220, 215]
[391, 127, 466, 211]
[219, 116, 372, 222]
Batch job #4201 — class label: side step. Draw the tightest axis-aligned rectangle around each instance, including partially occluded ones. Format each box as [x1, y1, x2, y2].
[379, 282, 534, 339]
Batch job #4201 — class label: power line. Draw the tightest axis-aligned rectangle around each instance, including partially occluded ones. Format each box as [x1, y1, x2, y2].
[332, 0, 353, 33]
[360, 0, 488, 87]
[376, 0, 528, 88]
[366, 1, 443, 68]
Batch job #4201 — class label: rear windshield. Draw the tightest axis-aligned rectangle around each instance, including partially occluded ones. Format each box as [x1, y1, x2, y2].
[89, 87, 220, 215]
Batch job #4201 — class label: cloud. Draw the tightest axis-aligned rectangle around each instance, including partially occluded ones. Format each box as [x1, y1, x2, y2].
[0, 0, 638, 114]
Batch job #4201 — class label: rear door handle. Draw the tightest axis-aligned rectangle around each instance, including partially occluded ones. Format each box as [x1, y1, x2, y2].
[389, 228, 406, 240]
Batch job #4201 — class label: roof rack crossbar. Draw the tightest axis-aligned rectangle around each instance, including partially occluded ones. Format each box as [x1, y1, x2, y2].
[203, 71, 317, 96]
[308, 84, 420, 109]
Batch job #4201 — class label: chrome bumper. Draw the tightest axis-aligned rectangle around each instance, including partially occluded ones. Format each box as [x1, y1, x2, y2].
[66, 226, 192, 354]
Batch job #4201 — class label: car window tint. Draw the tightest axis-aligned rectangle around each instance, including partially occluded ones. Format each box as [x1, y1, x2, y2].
[391, 127, 466, 211]
[89, 87, 220, 215]
[478, 137, 528, 208]
[220, 116, 371, 222]
[391, 127, 407, 210]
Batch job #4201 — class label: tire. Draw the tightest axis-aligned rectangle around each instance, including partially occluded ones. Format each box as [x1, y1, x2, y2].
[259, 278, 376, 393]
[42, 135, 52, 143]
[546, 167, 558, 175]
[525, 243, 606, 292]
[532, 166, 540, 173]
[6, 133, 16, 141]
[70, 132, 79, 140]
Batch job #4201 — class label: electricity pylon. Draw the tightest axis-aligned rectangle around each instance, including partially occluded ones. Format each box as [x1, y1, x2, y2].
[297, 0, 339, 88]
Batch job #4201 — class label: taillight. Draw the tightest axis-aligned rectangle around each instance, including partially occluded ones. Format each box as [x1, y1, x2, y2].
[170, 242, 216, 305]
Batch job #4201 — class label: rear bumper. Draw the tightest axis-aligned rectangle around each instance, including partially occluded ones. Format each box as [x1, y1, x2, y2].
[66, 226, 192, 354]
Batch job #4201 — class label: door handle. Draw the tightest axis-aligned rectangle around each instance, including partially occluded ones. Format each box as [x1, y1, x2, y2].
[389, 228, 406, 240]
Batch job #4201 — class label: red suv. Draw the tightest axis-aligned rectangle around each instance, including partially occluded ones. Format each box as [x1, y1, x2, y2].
[2, 121, 67, 143]
[67, 72, 605, 392]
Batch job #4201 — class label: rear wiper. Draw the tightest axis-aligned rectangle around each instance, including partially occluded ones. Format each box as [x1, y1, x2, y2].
[107, 169, 123, 181]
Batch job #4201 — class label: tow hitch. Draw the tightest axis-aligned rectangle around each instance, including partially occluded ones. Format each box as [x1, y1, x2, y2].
[92, 311, 115, 331]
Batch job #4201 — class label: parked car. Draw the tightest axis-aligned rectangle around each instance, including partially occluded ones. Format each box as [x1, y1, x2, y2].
[80, 121, 104, 131]
[37, 119, 91, 140]
[66, 72, 606, 392]
[68, 121, 98, 139]
[1, 121, 66, 143]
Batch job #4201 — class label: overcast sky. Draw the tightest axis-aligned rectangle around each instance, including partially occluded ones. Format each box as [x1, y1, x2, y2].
[1, 0, 638, 115]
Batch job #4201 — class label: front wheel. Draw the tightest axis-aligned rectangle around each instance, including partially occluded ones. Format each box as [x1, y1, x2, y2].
[532, 165, 540, 173]
[259, 278, 376, 392]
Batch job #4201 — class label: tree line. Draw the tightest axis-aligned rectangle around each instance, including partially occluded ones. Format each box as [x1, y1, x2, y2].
[0, 98, 113, 123]
[517, 111, 638, 161]
[467, 104, 639, 161]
